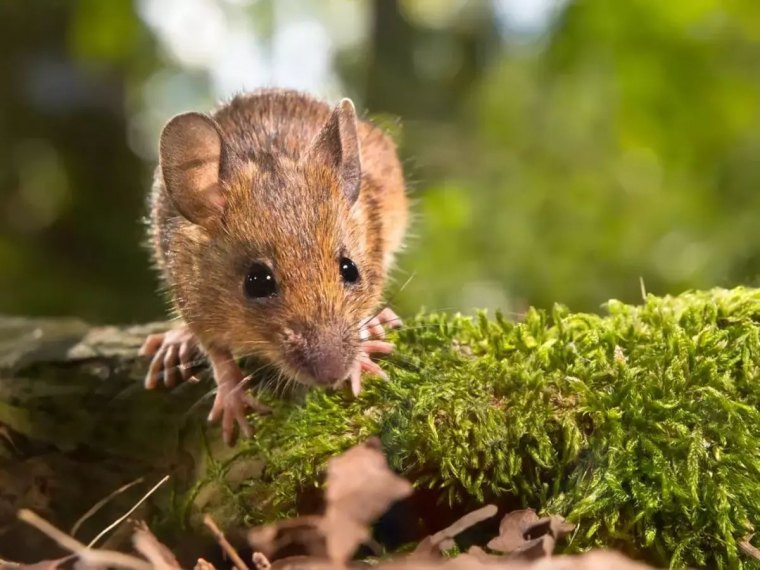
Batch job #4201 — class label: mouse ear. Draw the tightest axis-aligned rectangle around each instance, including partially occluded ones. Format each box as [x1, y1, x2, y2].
[159, 112, 226, 230]
[306, 98, 362, 205]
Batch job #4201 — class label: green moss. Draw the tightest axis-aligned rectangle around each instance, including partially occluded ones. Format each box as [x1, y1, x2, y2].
[198, 286, 760, 569]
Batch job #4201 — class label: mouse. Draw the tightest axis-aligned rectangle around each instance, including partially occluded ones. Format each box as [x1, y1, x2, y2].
[138, 88, 409, 445]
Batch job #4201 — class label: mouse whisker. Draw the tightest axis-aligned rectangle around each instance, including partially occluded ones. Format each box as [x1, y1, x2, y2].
[355, 315, 448, 335]
[382, 353, 421, 373]
[355, 303, 462, 332]
[354, 273, 416, 331]
[182, 386, 218, 419]
[281, 373, 293, 398]
[384, 271, 417, 304]
[274, 369, 289, 398]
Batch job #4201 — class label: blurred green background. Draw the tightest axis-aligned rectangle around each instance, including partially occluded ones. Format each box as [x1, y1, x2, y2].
[1, 0, 759, 325]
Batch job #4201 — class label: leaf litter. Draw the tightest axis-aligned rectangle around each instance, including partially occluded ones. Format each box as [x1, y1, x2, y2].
[8, 439, 663, 570]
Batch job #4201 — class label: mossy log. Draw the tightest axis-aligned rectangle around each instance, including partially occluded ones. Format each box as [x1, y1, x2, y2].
[1, 287, 759, 569]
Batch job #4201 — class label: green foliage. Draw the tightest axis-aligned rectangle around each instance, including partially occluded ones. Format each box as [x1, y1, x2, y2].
[397, 0, 760, 318]
[199, 286, 760, 569]
[4, 0, 760, 325]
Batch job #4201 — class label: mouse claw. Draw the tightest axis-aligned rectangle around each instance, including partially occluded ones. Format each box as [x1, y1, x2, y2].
[140, 326, 203, 390]
[349, 366, 362, 397]
[207, 353, 270, 446]
[346, 337, 394, 396]
[139, 333, 165, 357]
[360, 307, 403, 341]
[359, 356, 389, 381]
[361, 340, 394, 354]
[209, 384, 259, 446]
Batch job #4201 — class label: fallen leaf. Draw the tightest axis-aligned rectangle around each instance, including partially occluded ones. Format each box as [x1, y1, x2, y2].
[412, 505, 499, 558]
[248, 516, 326, 559]
[487, 509, 540, 553]
[524, 516, 575, 542]
[320, 438, 413, 563]
[487, 509, 575, 560]
[248, 438, 412, 566]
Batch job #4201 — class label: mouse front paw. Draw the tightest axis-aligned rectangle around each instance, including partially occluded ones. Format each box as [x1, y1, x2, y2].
[207, 348, 271, 446]
[208, 381, 270, 446]
[359, 307, 403, 340]
[139, 325, 203, 389]
[349, 307, 403, 396]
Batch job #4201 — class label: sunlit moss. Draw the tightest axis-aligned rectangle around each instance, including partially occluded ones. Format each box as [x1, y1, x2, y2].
[196, 286, 760, 569]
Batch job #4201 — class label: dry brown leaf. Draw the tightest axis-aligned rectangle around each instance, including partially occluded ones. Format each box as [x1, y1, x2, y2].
[322, 437, 413, 533]
[249, 516, 326, 559]
[487, 509, 540, 554]
[249, 439, 412, 566]
[524, 516, 575, 543]
[321, 436, 413, 562]
[412, 505, 499, 558]
[487, 509, 575, 561]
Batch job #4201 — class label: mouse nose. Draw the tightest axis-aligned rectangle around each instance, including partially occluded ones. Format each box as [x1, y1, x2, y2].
[307, 347, 349, 385]
[286, 323, 353, 386]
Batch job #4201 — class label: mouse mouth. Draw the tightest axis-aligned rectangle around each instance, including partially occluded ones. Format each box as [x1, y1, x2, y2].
[277, 358, 353, 389]
[296, 357, 354, 388]
[277, 322, 359, 388]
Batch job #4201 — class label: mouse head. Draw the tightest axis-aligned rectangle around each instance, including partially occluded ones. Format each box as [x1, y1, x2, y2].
[159, 97, 385, 388]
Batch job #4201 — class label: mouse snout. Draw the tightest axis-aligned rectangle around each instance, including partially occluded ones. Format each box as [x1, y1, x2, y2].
[282, 322, 354, 386]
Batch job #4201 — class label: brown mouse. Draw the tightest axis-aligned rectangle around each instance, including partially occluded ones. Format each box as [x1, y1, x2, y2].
[139, 88, 409, 445]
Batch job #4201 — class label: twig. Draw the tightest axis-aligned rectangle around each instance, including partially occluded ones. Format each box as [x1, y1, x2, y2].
[429, 504, 498, 544]
[203, 514, 250, 570]
[88, 475, 170, 548]
[17, 509, 151, 570]
[740, 535, 760, 561]
[71, 476, 145, 537]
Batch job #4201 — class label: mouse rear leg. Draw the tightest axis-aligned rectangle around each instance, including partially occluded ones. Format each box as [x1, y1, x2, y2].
[139, 325, 203, 389]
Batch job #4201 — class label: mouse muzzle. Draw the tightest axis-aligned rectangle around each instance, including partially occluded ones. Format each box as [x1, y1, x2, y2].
[281, 322, 355, 386]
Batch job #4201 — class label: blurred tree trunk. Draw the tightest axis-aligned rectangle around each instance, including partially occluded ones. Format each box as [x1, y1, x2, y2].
[0, 0, 163, 323]
[362, 0, 501, 120]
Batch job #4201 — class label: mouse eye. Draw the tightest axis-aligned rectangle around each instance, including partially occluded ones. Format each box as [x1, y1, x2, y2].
[339, 257, 360, 284]
[244, 262, 277, 299]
